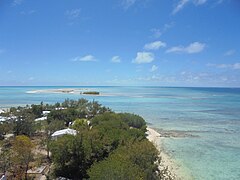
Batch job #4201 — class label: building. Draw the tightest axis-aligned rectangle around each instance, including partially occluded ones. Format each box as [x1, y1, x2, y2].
[0, 174, 6, 180]
[34, 117, 47, 121]
[0, 116, 6, 122]
[42, 111, 51, 116]
[51, 128, 77, 139]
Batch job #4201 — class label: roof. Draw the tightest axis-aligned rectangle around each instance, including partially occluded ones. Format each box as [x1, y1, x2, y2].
[0, 174, 7, 180]
[55, 107, 67, 110]
[35, 117, 47, 121]
[0, 116, 6, 122]
[0, 115, 18, 122]
[51, 128, 77, 137]
[27, 166, 47, 174]
[42, 110, 51, 114]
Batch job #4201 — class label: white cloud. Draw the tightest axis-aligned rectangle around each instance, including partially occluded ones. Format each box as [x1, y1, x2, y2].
[164, 22, 175, 29]
[194, 0, 207, 5]
[72, 55, 97, 62]
[172, 0, 189, 14]
[111, 56, 121, 63]
[12, 0, 24, 6]
[28, 77, 35, 81]
[136, 75, 177, 83]
[122, 0, 137, 9]
[216, 64, 231, 68]
[233, 63, 240, 70]
[217, 0, 224, 4]
[144, 41, 166, 50]
[181, 71, 187, 75]
[224, 49, 235, 56]
[166, 42, 205, 54]
[207, 63, 240, 70]
[150, 65, 158, 72]
[65, 9, 80, 19]
[20, 10, 36, 15]
[132, 52, 154, 64]
[151, 28, 162, 38]
[172, 0, 208, 14]
[151, 22, 174, 38]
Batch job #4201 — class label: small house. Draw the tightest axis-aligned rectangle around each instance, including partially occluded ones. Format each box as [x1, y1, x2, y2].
[51, 128, 77, 139]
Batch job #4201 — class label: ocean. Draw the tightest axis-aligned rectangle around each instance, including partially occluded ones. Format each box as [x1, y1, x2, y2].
[0, 86, 240, 180]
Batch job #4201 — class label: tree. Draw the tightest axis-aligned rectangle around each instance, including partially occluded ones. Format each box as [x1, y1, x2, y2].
[118, 113, 147, 130]
[3, 99, 162, 179]
[31, 104, 43, 117]
[88, 140, 160, 180]
[12, 135, 34, 180]
[71, 118, 89, 131]
[87, 100, 111, 118]
[0, 122, 14, 136]
[50, 135, 89, 179]
[0, 140, 12, 174]
[13, 116, 35, 137]
[13, 109, 36, 137]
[47, 108, 78, 126]
[88, 151, 145, 180]
[115, 140, 160, 179]
[45, 120, 65, 159]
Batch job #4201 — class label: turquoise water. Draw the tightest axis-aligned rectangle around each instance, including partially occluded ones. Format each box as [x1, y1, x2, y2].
[0, 86, 240, 179]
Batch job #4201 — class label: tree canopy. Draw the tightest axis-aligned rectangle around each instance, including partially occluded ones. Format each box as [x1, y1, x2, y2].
[0, 99, 164, 180]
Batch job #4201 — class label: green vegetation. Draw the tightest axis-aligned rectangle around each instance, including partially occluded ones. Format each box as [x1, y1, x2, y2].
[49, 112, 159, 179]
[82, 91, 100, 95]
[12, 135, 34, 179]
[71, 118, 89, 131]
[0, 99, 167, 180]
[88, 140, 159, 180]
[0, 135, 34, 179]
[119, 113, 147, 130]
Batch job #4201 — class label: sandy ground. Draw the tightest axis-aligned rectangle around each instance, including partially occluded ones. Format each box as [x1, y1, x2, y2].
[25, 88, 144, 98]
[146, 127, 193, 180]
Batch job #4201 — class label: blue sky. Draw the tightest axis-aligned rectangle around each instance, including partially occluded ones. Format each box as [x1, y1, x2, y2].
[0, 0, 240, 87]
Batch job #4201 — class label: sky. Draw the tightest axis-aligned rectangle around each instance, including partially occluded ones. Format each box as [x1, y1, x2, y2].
[0, 0, 240, 87]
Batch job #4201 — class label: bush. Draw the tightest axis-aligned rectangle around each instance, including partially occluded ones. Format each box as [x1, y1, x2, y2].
[118, 113, 147, 130]
[88, 140, 159, 180]
[88, 153, 145, 180]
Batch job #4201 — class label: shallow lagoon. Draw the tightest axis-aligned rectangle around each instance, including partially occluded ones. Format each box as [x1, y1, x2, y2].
[0, 86, 240, 179]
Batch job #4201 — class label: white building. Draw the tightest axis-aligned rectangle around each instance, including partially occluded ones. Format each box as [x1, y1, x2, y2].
[51, 128, 77, 139]
[42, 111, 51, 116]
[0, 115, 17, 122]
[55, 107, 67, 110]
[0, 116, 6, 122]
[0, 174, 7, 180]
[35, 117, 47, 121]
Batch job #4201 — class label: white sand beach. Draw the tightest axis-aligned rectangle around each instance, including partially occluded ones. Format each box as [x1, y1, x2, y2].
[26, 88, 104, 96]
[25, 88, 147, 98]
[146, 127, 193, 180]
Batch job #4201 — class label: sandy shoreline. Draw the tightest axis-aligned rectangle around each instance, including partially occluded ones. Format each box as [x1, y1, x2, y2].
[146, 127, 192, 180]
[25, 88, 144, 98]
[26, 88, 84, 94]
[26, 88, 105, 96]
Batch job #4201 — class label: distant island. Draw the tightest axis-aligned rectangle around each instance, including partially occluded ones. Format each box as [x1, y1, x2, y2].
[0, 99, 177, 180]
[82, 91, 100, 95]
[26, 88, 101, 96]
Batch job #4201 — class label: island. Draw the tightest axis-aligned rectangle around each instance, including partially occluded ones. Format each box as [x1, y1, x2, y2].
[27, 88, 102, 96]
[0, 99, 176, 180]
[82, 91, 100, 95]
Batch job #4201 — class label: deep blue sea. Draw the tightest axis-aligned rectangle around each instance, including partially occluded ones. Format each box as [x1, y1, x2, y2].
[0, 86, 240, 180]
